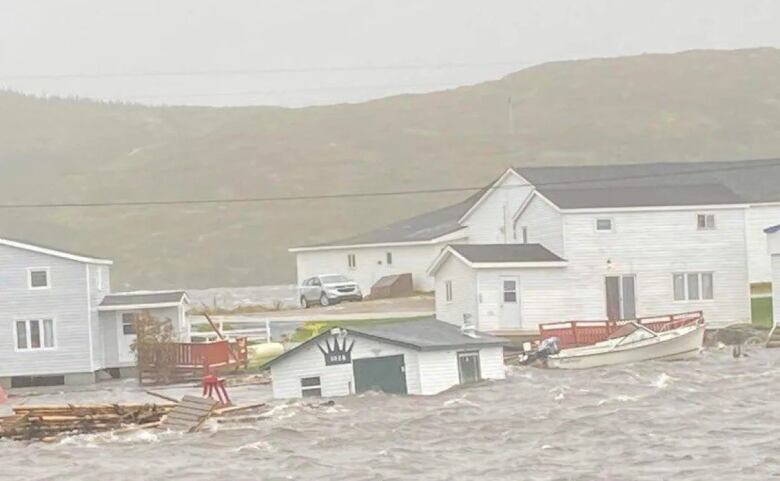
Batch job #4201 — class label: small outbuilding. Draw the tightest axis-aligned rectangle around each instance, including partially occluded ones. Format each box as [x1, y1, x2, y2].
[766, 224, 780, 333]
[264, 318, 507, 398]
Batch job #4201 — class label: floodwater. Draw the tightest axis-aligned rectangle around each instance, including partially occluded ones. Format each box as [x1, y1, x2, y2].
[3, 348, 780, 481]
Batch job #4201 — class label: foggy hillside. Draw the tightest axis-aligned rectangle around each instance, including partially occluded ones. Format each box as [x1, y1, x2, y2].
[2, 47, 780, 290]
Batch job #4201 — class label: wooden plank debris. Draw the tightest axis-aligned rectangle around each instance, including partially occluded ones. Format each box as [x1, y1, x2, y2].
[159, 395, 219, 433]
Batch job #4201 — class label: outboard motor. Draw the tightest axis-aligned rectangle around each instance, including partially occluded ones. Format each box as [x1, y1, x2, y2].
[519, 337, 561, 366]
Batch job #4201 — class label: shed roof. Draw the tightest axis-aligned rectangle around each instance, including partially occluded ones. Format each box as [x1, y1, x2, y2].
[448, 243, 565, 263]
[263, 318, 507, 368]
[98, 290, 189, 310]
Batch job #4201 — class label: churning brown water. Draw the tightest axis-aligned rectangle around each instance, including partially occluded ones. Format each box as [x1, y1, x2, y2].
[3, 348, 779, 481]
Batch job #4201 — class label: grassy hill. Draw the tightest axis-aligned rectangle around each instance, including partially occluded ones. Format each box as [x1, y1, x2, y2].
[2, 47, 780, 290]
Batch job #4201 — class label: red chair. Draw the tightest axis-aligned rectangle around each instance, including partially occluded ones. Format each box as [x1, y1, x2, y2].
[202, 375, 231, 406]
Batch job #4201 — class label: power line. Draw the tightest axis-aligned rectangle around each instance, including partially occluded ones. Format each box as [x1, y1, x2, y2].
[0, 159, 777, 210]
[0, 61, 529, 81]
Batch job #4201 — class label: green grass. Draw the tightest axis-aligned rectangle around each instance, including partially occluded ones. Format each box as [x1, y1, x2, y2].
[289, 316, 430, 342]
[751, 296, 774, 329]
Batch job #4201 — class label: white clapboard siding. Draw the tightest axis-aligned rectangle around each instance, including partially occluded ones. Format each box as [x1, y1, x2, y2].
[295, 242, 456, 294]
[462, 172, 534, 243]
[774, 255, 780, 325]
[476, 267, 571, 330]
[514, 193, 565, 256]
[561, 207, 750, 326]
[0, 244, 93, 377]
[745, 204, 780, 283]
[270, 336, 421, 399]
[433, 254, 477, 327]
[417, 347, 506, 395]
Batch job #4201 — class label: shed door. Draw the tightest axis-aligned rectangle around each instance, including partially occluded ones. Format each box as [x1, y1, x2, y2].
[458, 351, 481, 384]
[117, 312, 137, 363]
[353, 355, 407, 395]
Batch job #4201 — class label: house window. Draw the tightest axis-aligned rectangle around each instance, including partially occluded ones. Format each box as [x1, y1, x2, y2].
[503, 280, 518, 303]
[595, 218, 613, 232]
[15, 319, 55, 350]
[445, 280, 453, 302]
[28, 268, 50, 289]
[347, 254, 357, 269]
[301, 376, 322, 397]
[697, 214, 716, 230]
[673, 272, 714, 301]
[121, 313, 137, 335]
[386, 252, 393, 265]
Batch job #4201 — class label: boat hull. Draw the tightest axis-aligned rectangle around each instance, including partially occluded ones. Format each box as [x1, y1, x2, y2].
[546, 324, 705, 369]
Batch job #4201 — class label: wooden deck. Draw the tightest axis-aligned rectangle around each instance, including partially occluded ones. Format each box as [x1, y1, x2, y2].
[138, 338, 249, 385]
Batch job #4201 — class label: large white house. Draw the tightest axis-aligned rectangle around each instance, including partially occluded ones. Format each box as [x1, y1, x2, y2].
[766, 224, 780, 327]
[0, 237, 190, 388]
[291, 159, 780, 328]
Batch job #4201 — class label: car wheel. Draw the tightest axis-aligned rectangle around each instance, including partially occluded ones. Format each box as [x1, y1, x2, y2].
[300, 296, 308, 309]
[320, 293, 330, 306]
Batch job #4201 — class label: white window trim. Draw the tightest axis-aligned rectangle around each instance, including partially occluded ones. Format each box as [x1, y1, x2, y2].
[300, 376, 322, 397]
[502, 279, 519, 304]
[696, 213, 716, 231]
[445, 280, 453, 303]
[97, 267, 104, 290]
[27, 267, 51, 290]
[673, 272, 714, 302]
[595, 218, 614, 232]
[14, 318, 57, 352]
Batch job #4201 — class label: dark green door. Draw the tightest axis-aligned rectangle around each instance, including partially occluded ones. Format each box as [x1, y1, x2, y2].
[353, 355, 408, 394]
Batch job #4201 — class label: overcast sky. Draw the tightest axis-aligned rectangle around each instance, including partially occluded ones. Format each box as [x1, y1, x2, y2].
[1, 0, 779, 107]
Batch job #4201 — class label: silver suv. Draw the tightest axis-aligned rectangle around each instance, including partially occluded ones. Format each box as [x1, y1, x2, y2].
[299, 274, 363, 308]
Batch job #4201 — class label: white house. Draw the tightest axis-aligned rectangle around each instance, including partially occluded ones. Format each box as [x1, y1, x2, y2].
[0, 237, 190, 388]
[264, 319, 506, 399]
[291, 159, 780, 301]
[766, 224, 780, 327]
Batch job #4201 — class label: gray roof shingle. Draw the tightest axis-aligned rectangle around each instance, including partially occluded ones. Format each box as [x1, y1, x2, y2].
[296, 158, 780, 249]
[99, 291, 188, 307]
[764, 224, 780, 234]
[348, 318, 508, 350]
[516, 158, 780, 207]
[449, 243, 565, 263]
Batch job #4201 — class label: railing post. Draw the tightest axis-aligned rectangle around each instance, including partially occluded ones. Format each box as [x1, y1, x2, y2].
[572, 322, 578, 346]
[265, 319, 271, 343]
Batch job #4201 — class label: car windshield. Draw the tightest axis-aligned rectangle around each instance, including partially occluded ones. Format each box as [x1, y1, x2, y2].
[320, 275, 350, 283]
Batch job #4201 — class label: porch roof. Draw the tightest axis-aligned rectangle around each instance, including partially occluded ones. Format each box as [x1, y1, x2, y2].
[98, 290, 189, 311]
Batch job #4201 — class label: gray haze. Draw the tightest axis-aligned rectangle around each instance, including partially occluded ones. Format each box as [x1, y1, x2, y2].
[1, 0, 779, 106]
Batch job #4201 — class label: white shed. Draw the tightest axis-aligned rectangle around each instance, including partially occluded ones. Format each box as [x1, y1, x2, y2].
[766, 224, 780, 329]
[264, 319, 507, 398]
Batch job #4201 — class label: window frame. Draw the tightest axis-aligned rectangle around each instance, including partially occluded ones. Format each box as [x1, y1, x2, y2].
[673, 272, 714, 301]
[347, 254, 357, 270]
[121, 312, 138, 335]
[445, 280, 453, 303]
[14, 318, 56, 351]
[502, 279, 518, 304]
[696, 214, 716, 230]
[595, 218, 614, 232]
[27, 267, 51, 290]
[300, 376, 322, 397]
[386, 252, 393, 265]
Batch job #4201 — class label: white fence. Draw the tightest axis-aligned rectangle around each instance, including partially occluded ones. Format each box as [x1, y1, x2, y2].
[189, 316, 272, 343]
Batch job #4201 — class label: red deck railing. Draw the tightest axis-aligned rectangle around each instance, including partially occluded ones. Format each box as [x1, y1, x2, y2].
[538, 311, 704, 349]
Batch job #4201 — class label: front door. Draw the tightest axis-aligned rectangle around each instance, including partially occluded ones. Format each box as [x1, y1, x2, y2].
[458, 351, 481, 384]
[353, 355, 408, 394]
[500, 278, 521, 328]
[605, 275, 637, 320]
[117, 312, 137, 363]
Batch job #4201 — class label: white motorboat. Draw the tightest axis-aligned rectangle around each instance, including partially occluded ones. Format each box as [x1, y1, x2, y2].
[544, 321, 705, 370]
